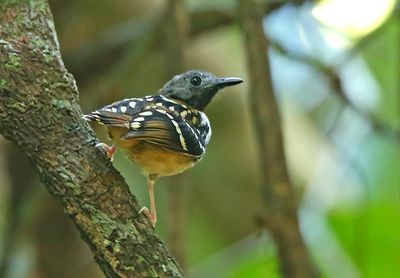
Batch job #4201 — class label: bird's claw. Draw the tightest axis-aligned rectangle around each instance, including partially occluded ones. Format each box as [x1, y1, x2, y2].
[95, 143, 116, 161]
[139, 206, 156, 227]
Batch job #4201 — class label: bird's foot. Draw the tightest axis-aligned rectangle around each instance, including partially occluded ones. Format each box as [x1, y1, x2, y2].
[139, 206, 157, 227]
[95, 143, 116, 161]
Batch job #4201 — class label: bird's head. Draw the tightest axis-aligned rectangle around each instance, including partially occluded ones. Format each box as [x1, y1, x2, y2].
[160, 70, 243, 111]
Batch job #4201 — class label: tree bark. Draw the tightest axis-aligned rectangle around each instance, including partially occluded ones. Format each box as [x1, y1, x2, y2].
[0, 1, 183, 277]
[238, 0, 319, 277]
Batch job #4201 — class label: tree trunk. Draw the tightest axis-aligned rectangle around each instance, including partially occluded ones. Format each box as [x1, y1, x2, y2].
[238, 0, 319, 277]
[0, 1, 183, 277]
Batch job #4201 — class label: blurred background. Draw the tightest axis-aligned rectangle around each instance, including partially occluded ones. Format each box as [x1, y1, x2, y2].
[0, 0, 399, 277]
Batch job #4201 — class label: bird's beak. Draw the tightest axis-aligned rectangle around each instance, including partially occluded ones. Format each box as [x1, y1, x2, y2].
[216, 77, 243, 88]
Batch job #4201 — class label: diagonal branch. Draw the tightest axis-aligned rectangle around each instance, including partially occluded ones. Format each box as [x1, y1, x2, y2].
[0, 1, 183, 277]
[64, 0, 311, 90]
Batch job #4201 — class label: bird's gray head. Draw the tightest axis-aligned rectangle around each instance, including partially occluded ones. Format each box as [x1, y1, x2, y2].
[160, 70, 243, 111]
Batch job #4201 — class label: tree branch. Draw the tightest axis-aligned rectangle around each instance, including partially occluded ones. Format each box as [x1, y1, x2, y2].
[64, 0, 310, 89]
[271, 33, 400, 144]
[238, 0, 318, 277]
[0, 1, 183, 277]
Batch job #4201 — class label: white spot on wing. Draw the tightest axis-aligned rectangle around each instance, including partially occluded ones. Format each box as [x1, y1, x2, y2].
[120, 106, 127, 113]
[156, 109, 166, 114]
[130, 122, 141, 129]
[179, 134, 188, 151]
[171, 119, 179, 128]
[169, 113, 187, 150]
[133, 117, 145, 122]
[161, 96, 178, 104]
[139, 111, 153, 116]
[180, 110, 187, 118]
[129, 101, 136, 108]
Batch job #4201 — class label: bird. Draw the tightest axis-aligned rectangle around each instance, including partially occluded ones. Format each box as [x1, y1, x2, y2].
[83, 70, 243, 226]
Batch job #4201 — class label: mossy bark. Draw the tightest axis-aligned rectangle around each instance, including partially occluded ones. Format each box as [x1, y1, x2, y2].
[0, 1, 183, 277]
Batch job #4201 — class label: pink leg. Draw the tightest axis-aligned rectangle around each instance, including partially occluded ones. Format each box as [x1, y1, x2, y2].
[95, 143, 116, 161]
[139, 175, 158, 227]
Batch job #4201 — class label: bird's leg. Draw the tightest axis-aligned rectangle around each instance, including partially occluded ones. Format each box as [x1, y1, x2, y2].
[139, 174, 158, 227]
[95, 143, 116, 161]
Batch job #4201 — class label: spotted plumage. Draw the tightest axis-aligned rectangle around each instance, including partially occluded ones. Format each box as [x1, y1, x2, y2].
[84, 70, 243, 226]
[84, 94, 211, 157]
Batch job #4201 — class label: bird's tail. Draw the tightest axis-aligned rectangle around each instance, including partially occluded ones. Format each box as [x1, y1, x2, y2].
[82, 113, 99, 122]
[83, 110, 130, 128]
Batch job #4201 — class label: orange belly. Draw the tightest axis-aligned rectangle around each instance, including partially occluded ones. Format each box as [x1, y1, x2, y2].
[108, 127, 201, 177]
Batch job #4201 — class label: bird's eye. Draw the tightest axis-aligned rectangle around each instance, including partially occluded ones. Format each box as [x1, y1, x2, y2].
[190, 75, 202, 87]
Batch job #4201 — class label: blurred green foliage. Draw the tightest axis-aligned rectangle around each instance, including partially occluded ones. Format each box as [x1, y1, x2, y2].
[329, 203, 400, 278]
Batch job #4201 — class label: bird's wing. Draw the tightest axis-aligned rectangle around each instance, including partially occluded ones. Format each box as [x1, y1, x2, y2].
[83, 98, 146, 127]
[122, 107, 205, 156]
[84, 96, 205, 156]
